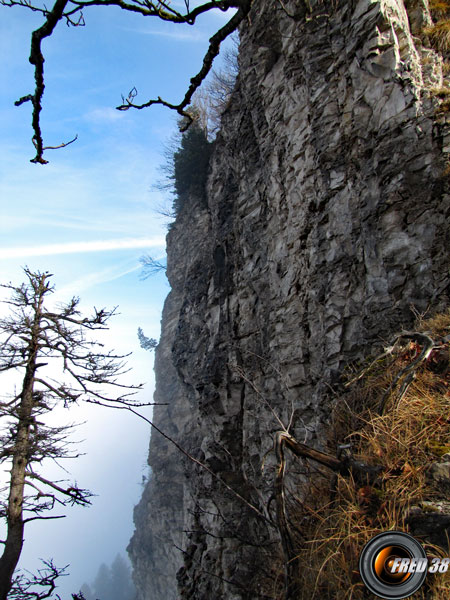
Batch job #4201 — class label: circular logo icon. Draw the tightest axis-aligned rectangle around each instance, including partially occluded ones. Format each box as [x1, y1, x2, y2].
[359, 531, 427, 599]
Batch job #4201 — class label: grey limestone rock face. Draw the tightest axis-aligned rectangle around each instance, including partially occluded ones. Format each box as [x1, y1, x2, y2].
[129, 0, 450, 598]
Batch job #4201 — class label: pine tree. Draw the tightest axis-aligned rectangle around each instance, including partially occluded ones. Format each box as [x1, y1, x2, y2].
[110, 554, 136, 600]
[79, 583, 95, 600]
[92, 563, 113, 600]
[173, 123, 212, 215]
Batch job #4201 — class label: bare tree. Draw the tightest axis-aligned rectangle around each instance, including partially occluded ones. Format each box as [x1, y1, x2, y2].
[192, 31, 240, 137]
[0, 268, 151, 600]
[0, 0, 251, 164]
[139, 255, 167, 280]
[6, 559, 67, 600]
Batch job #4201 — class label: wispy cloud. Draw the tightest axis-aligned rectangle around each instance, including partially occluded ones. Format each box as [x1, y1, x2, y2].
[1, 237, 166, 259]
[54, 262, 142, 299]
[125, 26, 207, 42]
[84, 107, 126, 123]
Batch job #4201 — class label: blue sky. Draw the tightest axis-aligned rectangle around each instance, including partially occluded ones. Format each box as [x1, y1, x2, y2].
[0, 3, 235, 596]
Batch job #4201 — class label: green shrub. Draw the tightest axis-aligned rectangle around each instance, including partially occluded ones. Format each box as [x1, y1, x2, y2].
[172, 123, 212, 215]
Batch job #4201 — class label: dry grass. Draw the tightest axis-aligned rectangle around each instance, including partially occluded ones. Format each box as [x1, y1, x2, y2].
[288, 310, 450, 599]
[422, 0, 450, 53]
[425, 20, 450, 53]
[429, 0, 450, 18]
[431, 85, 450, 97]
[436, 99, 450, 114]
[415, 307, 450, 335]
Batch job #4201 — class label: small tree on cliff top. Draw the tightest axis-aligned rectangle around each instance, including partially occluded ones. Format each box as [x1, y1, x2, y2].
[172, 121, 212, 214]
[0, 268, 149, 600]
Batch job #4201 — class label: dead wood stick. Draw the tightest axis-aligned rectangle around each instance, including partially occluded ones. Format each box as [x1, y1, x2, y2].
[378, 332, 435, 415]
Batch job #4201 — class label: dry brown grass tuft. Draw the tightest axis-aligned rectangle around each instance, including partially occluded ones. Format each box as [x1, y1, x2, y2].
[431, 87, 450, 116]
[430, 0, 450, 18]
[424, 20, 450, 53]
[289, 310, 450, 599]
[431, 85, 450, 97]
[422, 0, 450, 54]
[416, 307, 450, 336]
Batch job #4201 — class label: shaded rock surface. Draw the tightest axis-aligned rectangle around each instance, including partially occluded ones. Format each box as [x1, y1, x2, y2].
[128, 0, 450, 598]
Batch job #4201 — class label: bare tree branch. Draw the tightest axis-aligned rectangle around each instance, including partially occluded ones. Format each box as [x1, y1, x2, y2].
[139, 255, 166, 279]
[377, 332, 435, 414]
[2, 0, 250, 162]
[13, 0, 73, 163]
[116, 3, 248, 131]
[23, 515, 65, 524]
[125, 405, 273, 525]
[8, 559, 68, 600]
[25, 471, 93, 506]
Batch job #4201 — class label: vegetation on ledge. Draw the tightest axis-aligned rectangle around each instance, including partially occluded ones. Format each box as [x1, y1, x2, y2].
[282, 310, 450, 599]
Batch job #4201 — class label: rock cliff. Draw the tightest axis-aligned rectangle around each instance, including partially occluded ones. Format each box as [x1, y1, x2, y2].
[128, 0, 450, 598]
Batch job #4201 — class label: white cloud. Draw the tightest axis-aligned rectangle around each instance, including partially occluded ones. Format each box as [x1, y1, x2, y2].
[84, 107, 126, 123]
[1, 237, 166, 259]
[54, 262, 142, 299]
[125, 26, 207, 42]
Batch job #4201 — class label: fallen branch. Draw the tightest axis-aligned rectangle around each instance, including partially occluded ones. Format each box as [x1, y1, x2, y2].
[273, 430, 382, 600]
[377, 332, 435, 415]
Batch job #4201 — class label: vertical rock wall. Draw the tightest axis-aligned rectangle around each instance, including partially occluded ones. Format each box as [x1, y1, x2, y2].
[129, 0, 450, 598]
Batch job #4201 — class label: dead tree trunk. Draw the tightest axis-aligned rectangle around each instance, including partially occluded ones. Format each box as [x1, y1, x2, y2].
[0, 278, 45, 600]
